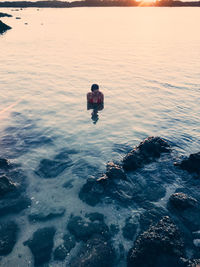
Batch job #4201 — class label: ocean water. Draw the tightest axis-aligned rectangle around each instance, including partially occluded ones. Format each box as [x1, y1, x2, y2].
[0, 7, 200, 266]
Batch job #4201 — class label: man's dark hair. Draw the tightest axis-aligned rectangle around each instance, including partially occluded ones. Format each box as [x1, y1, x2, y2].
[91, 84, 99, 92]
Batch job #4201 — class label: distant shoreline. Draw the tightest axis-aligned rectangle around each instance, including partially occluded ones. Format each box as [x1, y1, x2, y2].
[0, 0, 200, 8]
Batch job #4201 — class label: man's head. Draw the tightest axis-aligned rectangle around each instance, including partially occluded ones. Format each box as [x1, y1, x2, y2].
[91, 84, 99, 92]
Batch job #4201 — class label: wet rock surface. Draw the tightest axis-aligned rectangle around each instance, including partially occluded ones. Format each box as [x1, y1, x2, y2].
[169, 193, 198, 210]
[122, 136, 170, 171]
[67, 213, 110, 241]
[175, 152, 200, 175]
[69, 234, 115, 267]
[35, 155, 72, 178]
[0, 20, 11, 34]
[28, 206, 65, 222]
[0, 162, 31, 216]
[122, 216, 138, 240]
[79, 137, 169, 207]
[0, 158, 10, 169]
[168, 192, 200, 232]
[0, 175, 16, 197]
[127, 216, 184, 267]
[0, 221, 19, 256]
[54, 234, 76, 261]
[24, 227, 56, 266]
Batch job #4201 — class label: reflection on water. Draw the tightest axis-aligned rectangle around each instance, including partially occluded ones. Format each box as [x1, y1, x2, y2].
[87, 102, 104, 124]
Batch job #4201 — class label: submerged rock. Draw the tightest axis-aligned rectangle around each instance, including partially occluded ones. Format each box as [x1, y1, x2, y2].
[175, 152, 200, 175]
[122, 136, 170, 171]
[54, 234, 76, 261]
[28, 206, 65, 222]
[105, 162, 127, 180]
[35, 157, 72, 178]
[0, 221, 19, 256]
[24, 227, 56, 266]
[0, 194, 31, 216]
[0, 158, 10, 169]
[67, 214, 110, 241]
[69, 234, 115, 267]
[122, 216, 138, 241]
[169, 193, 198, 210]
[0, 20, 11, 34]
[79, 177, 104, 206]
[168, 193, 200, 232]
[0, 12, 12, 17]
[127, 216, 184, 267]
[0, 175, 16, 197]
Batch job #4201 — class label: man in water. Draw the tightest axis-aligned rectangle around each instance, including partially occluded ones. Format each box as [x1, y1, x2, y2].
[87, 84, 104, 105]
[87, 84, 104, 124]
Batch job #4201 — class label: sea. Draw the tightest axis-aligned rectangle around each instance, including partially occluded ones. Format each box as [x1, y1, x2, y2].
[0, 7, 200, 266]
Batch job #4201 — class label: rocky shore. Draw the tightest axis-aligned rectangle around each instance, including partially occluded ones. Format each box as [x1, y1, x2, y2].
[0, 136, 200, 266]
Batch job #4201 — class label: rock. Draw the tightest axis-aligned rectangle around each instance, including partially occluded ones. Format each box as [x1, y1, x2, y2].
[35, 158, 72, 178]
[54, 234, 76, 261]
[79, 177, 104, 206]
[105, 162, 127, 180]
[16, 17, 21, 19]
[127, 216, 184, 267]
[139, 206, 169, 232]
[169, 193, 198, 210]
[178, 257, 200, 267]
[24, 227, 56, 266]
[0, 158, 10, 169]
[122, 216, 138, 240]
[85, 212, 104, 222]
[0, 12, 12, 17]
[69, 234, 115, 267]
[175, 152, 200, 175]
[0, 194, 31, 216]
[0, 221, 19, 256]
[0, 175, 16, 197]
[0, 20, 11, 34]
[67, 215, 110, 241]
[63, 179, 73, 189]
[168, 193, 200, 232]
[28, 206, 65, 222]
[122, 136, 170, 171]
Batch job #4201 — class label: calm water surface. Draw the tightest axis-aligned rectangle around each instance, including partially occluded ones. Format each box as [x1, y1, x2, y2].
[0, 7, 200, 266]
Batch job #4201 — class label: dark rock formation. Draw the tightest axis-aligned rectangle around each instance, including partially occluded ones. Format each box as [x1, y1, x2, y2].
[24, 227, 56, 266]
[105, 162, 127, 180]
[69, 234, 115, 267]
[67, 214, 110, 241]
[175, 152, 200, 175]
[122, 136, 170, 171]
[0, 193, 31, 216]
[35, 157, 72, 178]
[79, 177, 104, 206]
[139, 206, 169, 232]
[0, 20, 11, 34]
[0, 221, 19, 256]
[122, 216, 138, 240]
[0, 158, 10, 169]
[0, 175, 16, 197]
[127, 216, 184, 267]
[0, 12, 12, 17]
[168, 193, 200, 231]
[28, 206, 65, 222]
[169, 193, 198, 210]
[54, 234, 76, 261]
